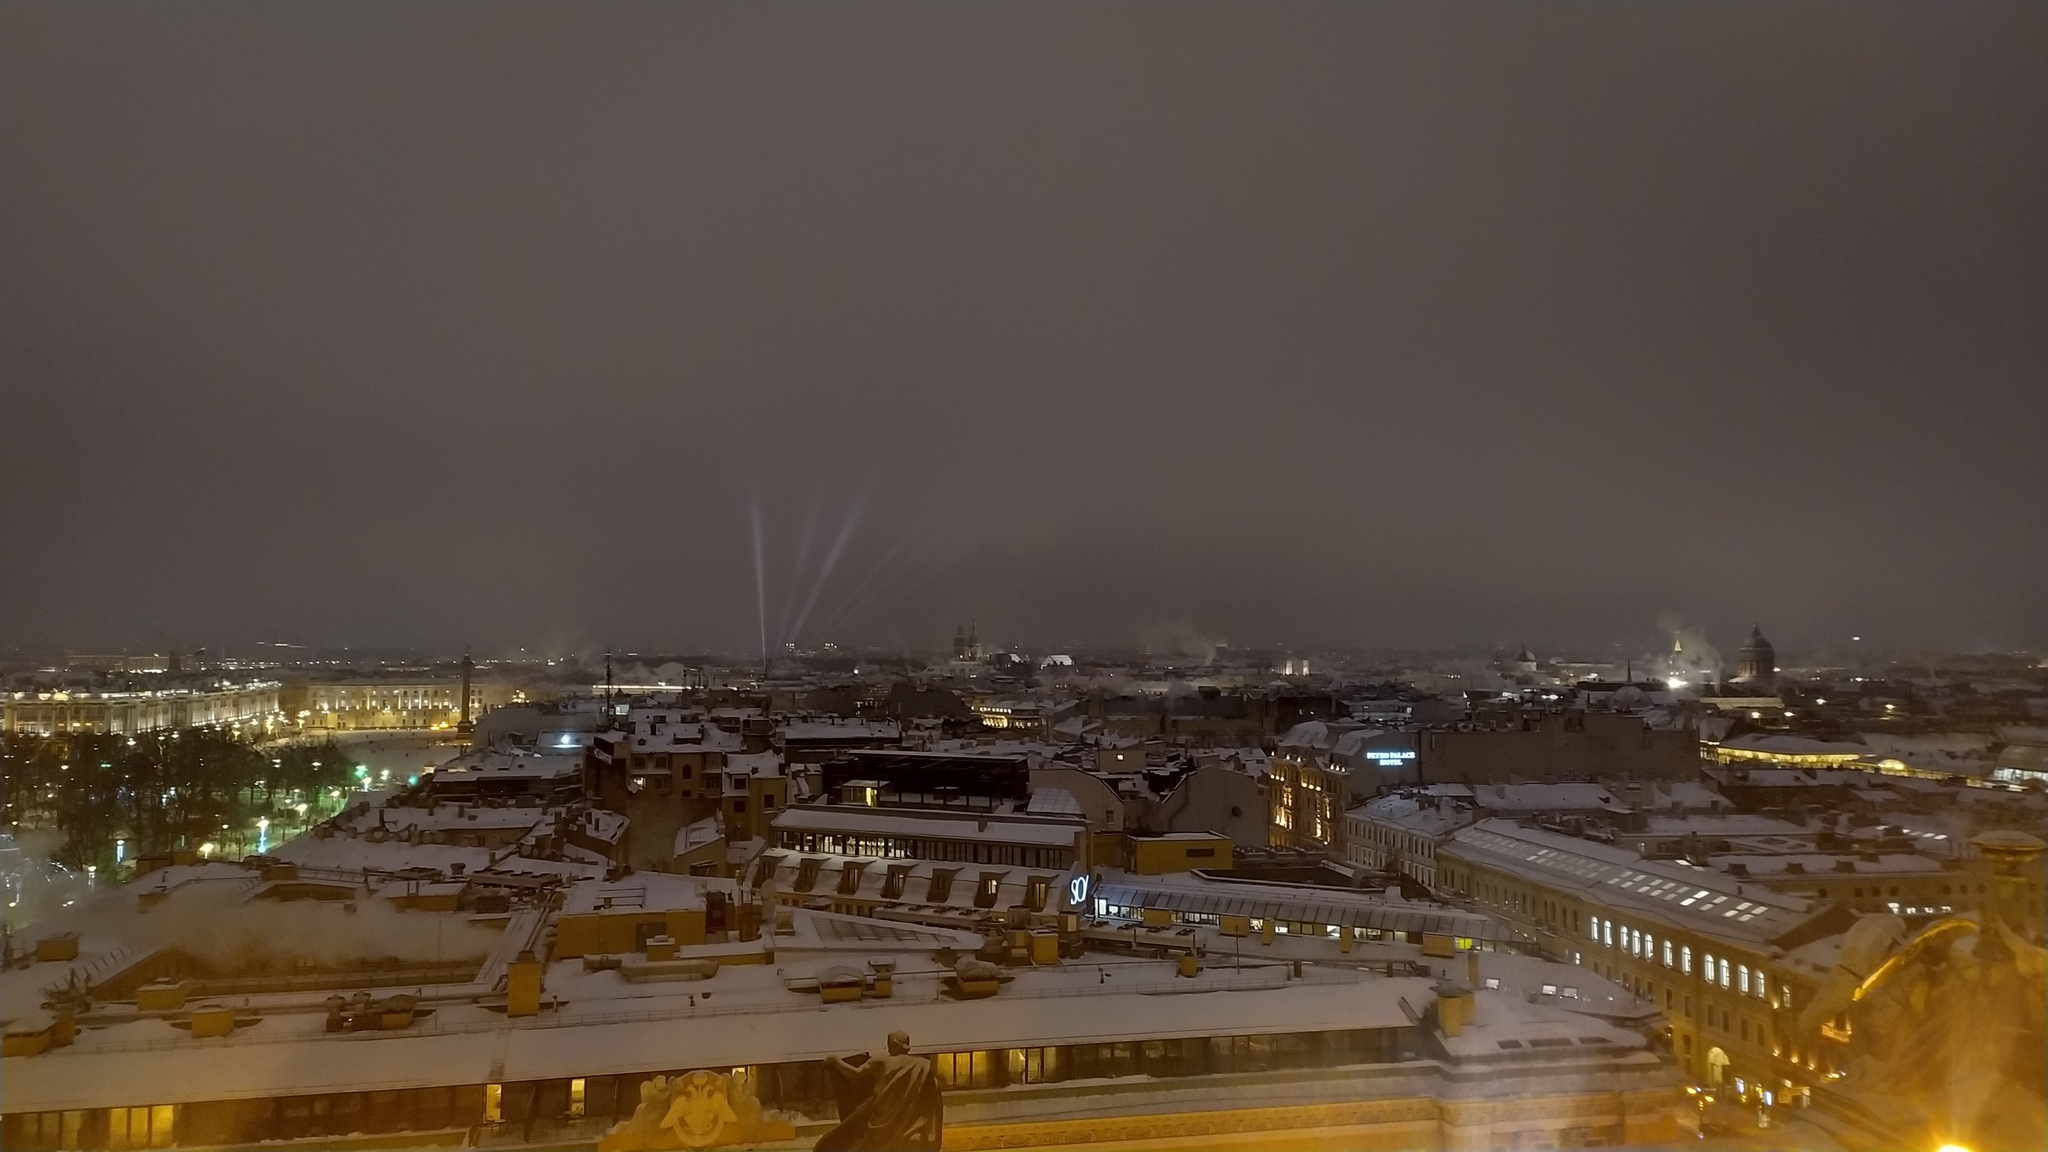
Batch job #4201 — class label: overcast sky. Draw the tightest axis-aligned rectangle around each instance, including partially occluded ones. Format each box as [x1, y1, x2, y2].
[3, 3, 2042, 659]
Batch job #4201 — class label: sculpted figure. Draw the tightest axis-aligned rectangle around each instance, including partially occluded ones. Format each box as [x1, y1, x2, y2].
[598, 1068, 795, 1151]
[1796, 832, 2048, 1152]
[814, 1031, 944, 1152]
[661, 1070, 741, 1148]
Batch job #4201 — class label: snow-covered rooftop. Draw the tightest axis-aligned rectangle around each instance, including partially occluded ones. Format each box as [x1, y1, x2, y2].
[342, 803, 544, 834]
[561, 873, 728, 915]
[1351, 794, 1476, 839]
[725, 750, 782, 777]
[1716, 733, 1867, 758]
[1705, 852, 1942, 877]
[771, 805, 1085, 848]
[1092, 868, 1513, 943]
[4, 935, 1615, 1115]
[1442, 820, 1816, 946]
[673, 815, 724, 856]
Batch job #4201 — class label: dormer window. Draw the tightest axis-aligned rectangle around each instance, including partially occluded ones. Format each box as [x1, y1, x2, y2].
[795, 857, 824, 892]
[882, 865, 910, 900]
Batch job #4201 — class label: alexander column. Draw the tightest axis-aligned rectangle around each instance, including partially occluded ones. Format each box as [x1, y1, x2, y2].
[457, 650, 475, 737]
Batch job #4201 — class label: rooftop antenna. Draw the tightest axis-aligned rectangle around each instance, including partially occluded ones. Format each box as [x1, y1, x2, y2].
[605, 649, 614, 715]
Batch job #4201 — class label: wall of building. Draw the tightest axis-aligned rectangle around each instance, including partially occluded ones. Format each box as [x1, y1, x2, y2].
[1130, 835, 1232, 874]
[1418, 713, 1696, 783]
[1028, 768, 1126, 831]
[554, 907, 707, 957]
[1157, 765, 1268, 850]
[723, 774, 788, 843]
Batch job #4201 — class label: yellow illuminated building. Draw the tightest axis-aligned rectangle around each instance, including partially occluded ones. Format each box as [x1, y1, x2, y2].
[1, 682, 282, 736]
[1705, 733, 1865, 768]
[284, 678, 514, 731]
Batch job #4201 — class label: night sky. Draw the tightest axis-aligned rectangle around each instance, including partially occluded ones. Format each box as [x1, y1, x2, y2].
[3, 3, 2042, 658]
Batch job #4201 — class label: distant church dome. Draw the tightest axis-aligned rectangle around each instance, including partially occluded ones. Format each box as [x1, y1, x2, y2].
[1737, 625, 1777, 688]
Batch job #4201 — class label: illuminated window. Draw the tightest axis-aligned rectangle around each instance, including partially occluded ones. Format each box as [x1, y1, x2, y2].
[1720, 958, 1732, 989]
[974, 873, 1004, 908]
[569, 1078, 586, 1118]
[1663, 940, 1674, 968]
[881, 864, 910, 900]
[1006, 1046, 1064, 1084]
[1738, 965, 1750, 995]
[934, 1050, 997, 1090]
[485, 1083, 504, 1124]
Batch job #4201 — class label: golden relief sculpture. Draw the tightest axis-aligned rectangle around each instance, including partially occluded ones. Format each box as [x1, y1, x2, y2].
[595, 1033, 944, 1151]
[597, 1068, 796, 1151]
[1799, 831, 2046, 1152]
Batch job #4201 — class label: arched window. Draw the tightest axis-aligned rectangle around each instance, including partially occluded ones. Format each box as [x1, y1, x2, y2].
[1706, 1046, 1729, 1087]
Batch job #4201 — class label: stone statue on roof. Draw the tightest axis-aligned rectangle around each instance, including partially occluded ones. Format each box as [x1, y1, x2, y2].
[815, 1031, 944, 1152]
[1796, 831, 2046, 1151]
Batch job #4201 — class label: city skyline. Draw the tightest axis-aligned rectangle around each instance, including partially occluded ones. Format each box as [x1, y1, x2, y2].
[4, 5, 2043, 1151]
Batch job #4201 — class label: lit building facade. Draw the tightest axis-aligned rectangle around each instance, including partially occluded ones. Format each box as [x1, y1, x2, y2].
[285, 678, 515, 731]
[1437, 820, 1856, 1105]
[1703, 732, 1865, 769]
[969, 699, 1048, 736]
[2, 682, 282, 736]
[1269, 723, 1351, 854]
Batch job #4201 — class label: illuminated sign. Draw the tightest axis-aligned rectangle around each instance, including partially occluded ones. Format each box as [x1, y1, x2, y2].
[1367, 750, 1416, 765]
[1068, 874, 1091, 907]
